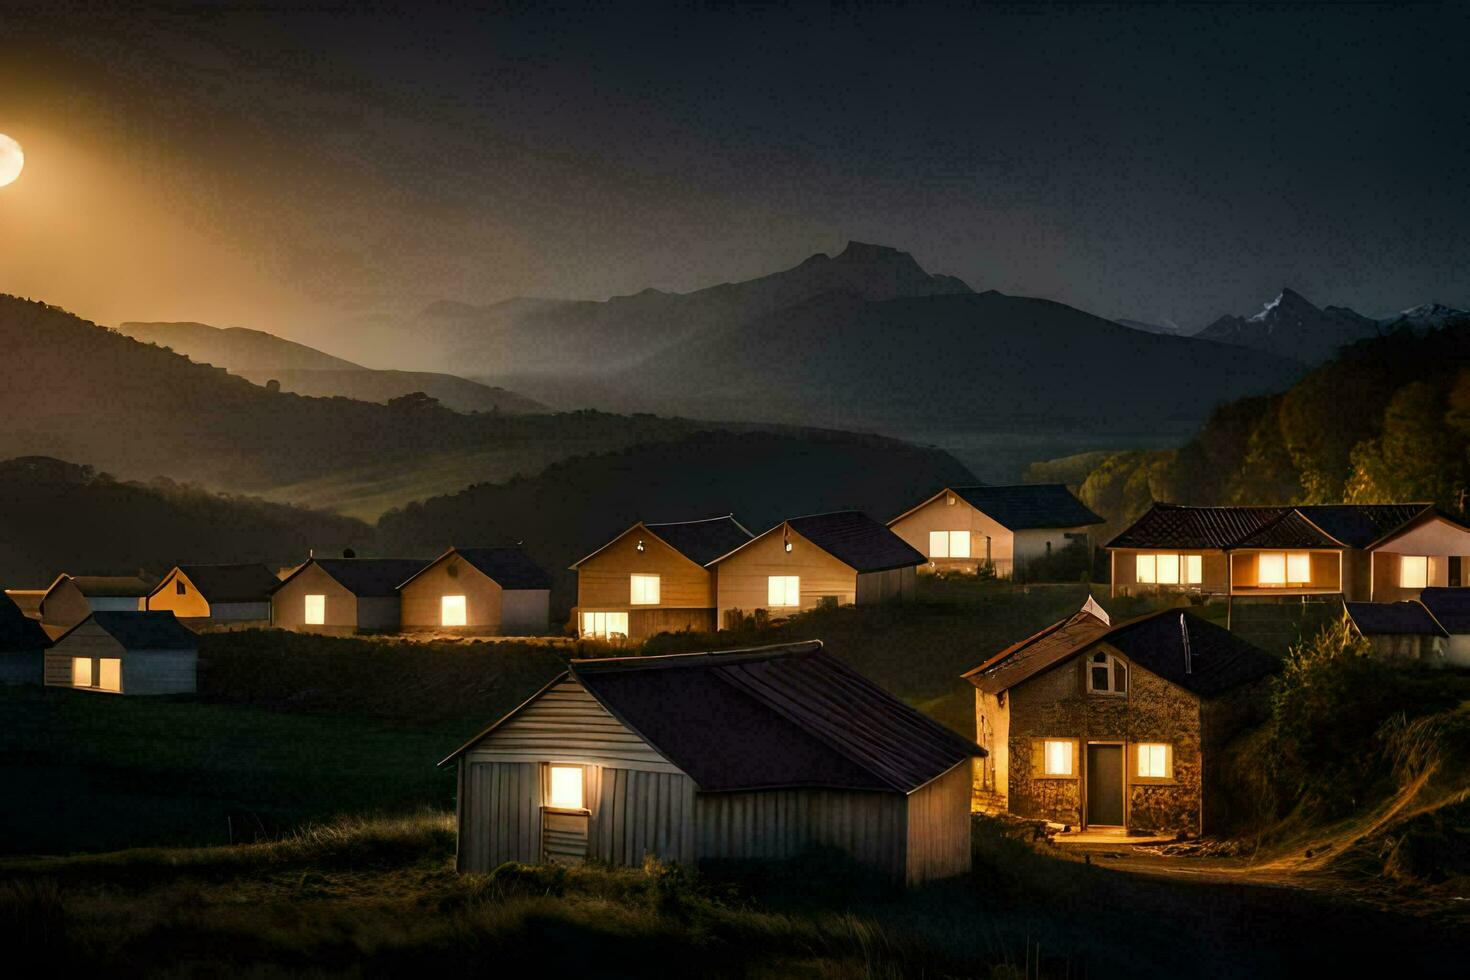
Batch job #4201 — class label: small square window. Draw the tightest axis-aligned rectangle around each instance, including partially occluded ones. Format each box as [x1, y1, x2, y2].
[630, 574, 661, 605]
[1136, 743, 1170, 779]
[441, 595, 467, 627]
[768, 576, 800, 608]
[547, 765, 584, 809]
[1400, 555, 1429, 590]
[1043, 740, 1073, 776]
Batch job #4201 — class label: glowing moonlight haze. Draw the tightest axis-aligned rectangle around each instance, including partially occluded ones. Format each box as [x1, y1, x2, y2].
[0, 135, 23, 187]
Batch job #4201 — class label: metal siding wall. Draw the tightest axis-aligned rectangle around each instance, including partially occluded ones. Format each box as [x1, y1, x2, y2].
[593, 769, 698, 867]
[696, 789, 907, 882]
[462, 761, 541, 873]
[904, 762, 972, 885]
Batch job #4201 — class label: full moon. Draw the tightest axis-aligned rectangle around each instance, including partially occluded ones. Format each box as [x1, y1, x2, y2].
[0, 134, 24, 187]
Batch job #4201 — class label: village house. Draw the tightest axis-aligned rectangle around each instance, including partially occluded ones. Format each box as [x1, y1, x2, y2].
[44, 611, 198, 695]
[38, 574, 152, 635]
[888, 484, 1102, 578]
[1419, 588, 1470, 667]
[1345, 601, 1448, 664]
[963, 601, 1277, 836]
[441, 641, 980, 886]
[0, 592, 50, 684]
[270, 557, 428, 635]
[398, 547, 551, 636]
[1107, 503, 1470, 603]
[570, 516, 753, 641]
[709, 511, 923, 628]
[145, 563, 279, 627]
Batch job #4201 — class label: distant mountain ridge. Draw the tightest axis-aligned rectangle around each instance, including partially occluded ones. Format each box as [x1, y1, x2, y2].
[117, 321, 546, 414]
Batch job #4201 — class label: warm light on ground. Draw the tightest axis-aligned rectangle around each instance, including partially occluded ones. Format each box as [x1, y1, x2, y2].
[0, 134, 24, 187]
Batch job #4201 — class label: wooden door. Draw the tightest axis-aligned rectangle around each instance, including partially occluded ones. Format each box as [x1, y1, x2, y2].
[1086, 744, 1124, 827]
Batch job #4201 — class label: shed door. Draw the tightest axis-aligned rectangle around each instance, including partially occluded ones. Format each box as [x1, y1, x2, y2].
[1086, 745, 1124, 826]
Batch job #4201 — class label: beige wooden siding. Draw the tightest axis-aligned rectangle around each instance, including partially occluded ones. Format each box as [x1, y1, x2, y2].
[697, 788, 908, 882]
[271, 564, 359, 633]
[577, 527, 715, 611]
[146, 569, 212, 618]
[459, 761, 542, 872]
[715, 526, 857, 625]
[904, 762, 973, 884]
[463, 677, 681, 772]
[400, 558, 504, 633]
[854, 566, 915, 604]
[594, 768, 699, 867]
[890, 493, 1018, 575]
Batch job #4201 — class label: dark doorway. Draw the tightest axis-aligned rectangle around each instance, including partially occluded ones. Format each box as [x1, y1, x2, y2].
[1086, 744, 1124, 826]
[1451, 556, 1462, 589]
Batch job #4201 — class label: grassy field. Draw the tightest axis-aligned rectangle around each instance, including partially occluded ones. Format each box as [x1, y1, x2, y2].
[1, 811, 1462, 978]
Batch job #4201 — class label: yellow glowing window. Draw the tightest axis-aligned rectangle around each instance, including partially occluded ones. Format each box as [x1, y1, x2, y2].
[547, 765, 584, 810]
[1135, 554, 1156, 583]
[71, 657, 92, 688]
[1257, 553, 1285, 586]
[581, 611, 629, 639]
[304, 594, 326, 625]
[1043, 739, 1073, 776]
[441, 595, 467, 627]
[1185, 555, 1203, 584]
[630, 574, 661, 605]
[1287, 552, 1311, 584]
[767, 575, 800, 608]
[928, 531, 970, 559]
[1156, 554, 1180, 585]
[1400, 555, 1429, 590]
[98, 658, 121, 692]
[1136, 743, 1170, 779]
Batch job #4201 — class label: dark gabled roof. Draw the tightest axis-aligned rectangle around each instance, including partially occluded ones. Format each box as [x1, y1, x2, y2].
[277, 557, 429, 597]
[1106, 503, 1435, 551]
[160, 564, 279, 604]
[1345, 601, 1447, 638]
[721, 511, 922, 573]
[401, 548, 551, 591]
[950, 485, 1103, 530]
[60, 611, 199, 650]
[645, 516, 754, 567]
[63, 575, 152, 598]
[1104, 612, 1280, 699]
[965, 607, 1278, 699]
[443, 642, 982, 793]
[1419, 589, 1470, 634]
[0, 593, 50, 651]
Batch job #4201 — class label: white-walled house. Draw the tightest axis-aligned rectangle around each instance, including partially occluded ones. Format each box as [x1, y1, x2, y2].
[44, 611, 198, 695]
[888, 485, 1102, 578]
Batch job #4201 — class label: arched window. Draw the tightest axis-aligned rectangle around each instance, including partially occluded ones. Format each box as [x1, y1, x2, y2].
[1087, 650, 1128, 695]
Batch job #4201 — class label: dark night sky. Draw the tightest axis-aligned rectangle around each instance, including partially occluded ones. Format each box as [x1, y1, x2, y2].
[1, 1, 1466, 339]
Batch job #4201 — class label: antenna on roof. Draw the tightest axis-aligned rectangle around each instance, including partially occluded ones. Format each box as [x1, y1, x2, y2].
[1180, 613, 1192, 674]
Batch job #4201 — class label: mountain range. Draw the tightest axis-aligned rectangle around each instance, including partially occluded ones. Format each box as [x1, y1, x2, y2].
[117, 321, 545, 414]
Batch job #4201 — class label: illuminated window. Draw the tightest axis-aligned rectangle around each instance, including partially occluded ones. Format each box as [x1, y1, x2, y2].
[1138, 553, 1202, 586]
[1087, 651, 1127, 694]
[1135, 554, 1156, 584]
[1257, 553, 1285, 586]
[441, 595, 467, 627]
[304, 594, 326, 625]
[630, 574, 661, 605]
[547, 765, 584, 810]
[1287, 552, 1311, 584]
[71, 657, 92, 688]
[1400, 555, 1429, 590]
[98, 658, 121, 693]
[767, 575, 800, 608]
[1156, 554, 1180, 585]
[1043, 740, 1073, 776]
[581, 611, 629, 639]
[1136, 743, 1170, 779]
[928, 531, 970, 559]
[1185, 554, 1203, 585]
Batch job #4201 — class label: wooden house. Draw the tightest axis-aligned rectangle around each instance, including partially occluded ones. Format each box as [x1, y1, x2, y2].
[441, 641, 981, 886]
[44, 611, 198, 695]
[1344, 601, 1448, 664]
[1420, 588, 1470, 668]
[888, 485, 1102, 578]
[146, 563, 279, 627]
[1107, 503, 1470, 603]
[0, 592, 50, 684]
[963, 602, 1276, 836]
[570, 516, 753, 641]
[38, 574, 151, 634]
[398, 547, 552, 636]
[709, 512, 923, 628]
[270, 557, 428, 635]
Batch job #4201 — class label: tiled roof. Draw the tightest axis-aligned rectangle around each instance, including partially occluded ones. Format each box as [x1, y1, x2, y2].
[1106, 503, 1434, 551]
[782, 511, 925, 573]
[950, 485, 1103, 530]
[1234, 510, 1342, 549]
[1419, 589, 1470, 634]
[646, 516, 754, 567]
[444, 642, 982, 792]
[963, 608, 1112, 694]
[1346, 601, 1447, 638]
[167, 564, 279, 603]
[1295, 505, 1436, 549]
[67, 611, 198, 650]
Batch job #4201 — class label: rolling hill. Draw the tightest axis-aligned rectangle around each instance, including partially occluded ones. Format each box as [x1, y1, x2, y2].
[117, 320, 545, 414]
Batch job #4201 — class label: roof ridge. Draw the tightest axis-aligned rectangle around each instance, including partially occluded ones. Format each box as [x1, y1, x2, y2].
[644, 514, 739, 527]
[571, 640, 824, 671]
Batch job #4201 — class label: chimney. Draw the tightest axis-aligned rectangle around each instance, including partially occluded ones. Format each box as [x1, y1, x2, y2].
[1180, 613, 1193, 674]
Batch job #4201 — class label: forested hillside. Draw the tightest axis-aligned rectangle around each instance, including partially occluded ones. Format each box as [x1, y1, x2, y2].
[1075, 324, 1470, 537]
[0, 457, 369, 587]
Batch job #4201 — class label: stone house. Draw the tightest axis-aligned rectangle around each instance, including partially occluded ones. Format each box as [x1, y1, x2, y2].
[962, 601, 1277, 836]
